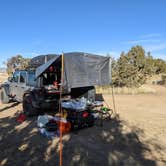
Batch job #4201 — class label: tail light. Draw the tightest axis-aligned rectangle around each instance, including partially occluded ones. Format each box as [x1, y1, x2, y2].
[82, 112, 89, 118]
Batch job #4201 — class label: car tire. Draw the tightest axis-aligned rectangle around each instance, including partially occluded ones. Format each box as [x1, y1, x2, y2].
[0, 88, 9, 104]
[23, 94, 38, 117]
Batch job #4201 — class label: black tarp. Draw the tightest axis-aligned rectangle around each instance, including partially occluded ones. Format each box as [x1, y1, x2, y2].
[35, 52, 111, 92]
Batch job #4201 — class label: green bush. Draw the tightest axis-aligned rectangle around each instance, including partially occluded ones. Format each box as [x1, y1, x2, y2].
[112, 45, 166, 87]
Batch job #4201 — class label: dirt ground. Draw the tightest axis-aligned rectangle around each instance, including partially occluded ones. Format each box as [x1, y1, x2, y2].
[0, 85, 166, 166]
[0, 73, 8, 84]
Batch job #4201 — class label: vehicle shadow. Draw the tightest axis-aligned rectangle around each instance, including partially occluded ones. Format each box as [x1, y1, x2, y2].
[48, 117, 158, 166]
[0, 112, 162, 166]
[0, 102, 20, 112]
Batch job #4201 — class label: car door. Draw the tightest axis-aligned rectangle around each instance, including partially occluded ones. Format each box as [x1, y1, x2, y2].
[10, 71, 20, 100]
[18, 71, 28, 101]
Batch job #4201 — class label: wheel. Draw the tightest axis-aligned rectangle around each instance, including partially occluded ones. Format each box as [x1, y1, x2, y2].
[0, 88, 9, 104]
[23, 94, 38, 117]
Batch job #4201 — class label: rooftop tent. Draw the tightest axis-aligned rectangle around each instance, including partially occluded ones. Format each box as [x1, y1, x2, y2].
[35, 52, 111, 91]
[29, 54, 58, 68]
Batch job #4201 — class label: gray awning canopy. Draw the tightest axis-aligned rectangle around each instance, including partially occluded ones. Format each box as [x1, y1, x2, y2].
[35, 55, 61, 78]
[35, 52, 111, 90]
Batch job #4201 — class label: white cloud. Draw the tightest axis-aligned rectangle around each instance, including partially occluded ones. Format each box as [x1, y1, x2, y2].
[123, 33, 163, 45]
[145, 43, 166, 52]
[140, 33, 162, 39]
[124, 39, 160, 44]
[122, 32, 166, 55]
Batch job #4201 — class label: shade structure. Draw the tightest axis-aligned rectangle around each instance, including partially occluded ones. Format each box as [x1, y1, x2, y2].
[35, 52, 111, 92]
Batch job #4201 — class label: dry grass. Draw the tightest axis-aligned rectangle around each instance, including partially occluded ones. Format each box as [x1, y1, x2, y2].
[96, 85, 156, 95]
[0, 72, 8, 102]
[96, 75, 166, 95]
[0, 73, 8, 84]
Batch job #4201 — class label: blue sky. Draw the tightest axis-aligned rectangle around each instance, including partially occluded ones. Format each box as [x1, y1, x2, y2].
[0, 0, 166, 67]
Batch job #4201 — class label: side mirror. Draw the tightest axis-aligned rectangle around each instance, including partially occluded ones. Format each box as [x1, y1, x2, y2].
[8, 77, 13, 82]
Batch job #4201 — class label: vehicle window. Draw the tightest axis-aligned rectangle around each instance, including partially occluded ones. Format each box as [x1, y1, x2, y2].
[27, 72, 36, 86]
[20, 72, 26, 83]
[13, 71, 20, 82]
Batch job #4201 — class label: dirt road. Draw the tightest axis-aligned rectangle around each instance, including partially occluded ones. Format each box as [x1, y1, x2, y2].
[0, 85, 166, 166]
[104, 85, 166, 165]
